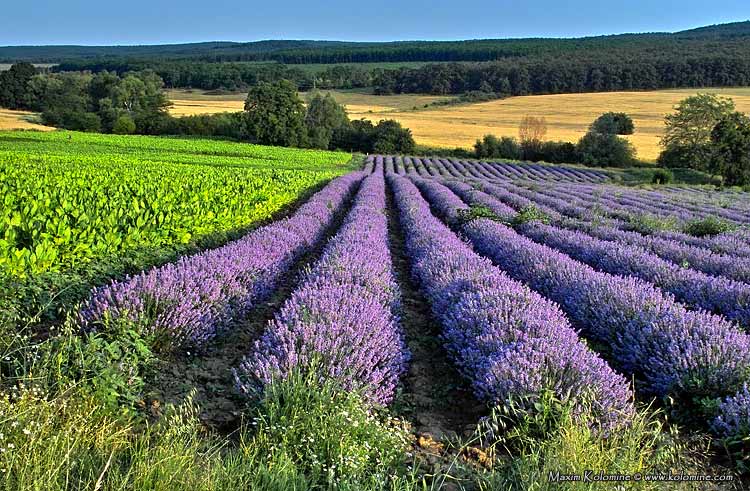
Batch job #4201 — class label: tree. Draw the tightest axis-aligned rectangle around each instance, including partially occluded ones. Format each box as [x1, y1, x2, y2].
[518, 115, 547, 144]
[519, 115, 547, 159]
[305, 92, 349, 149]
[244, 80, 307, 147]
[474, 134, 521, 160]
[710, 112, 750, 186]
[0, 62, 36, 109]
[371, 120, 415, 154]
[577, 132, 636, 167]
[660, 93, 735, 171]
[590, 112, 634, 135]
[112, 114, 136, 134]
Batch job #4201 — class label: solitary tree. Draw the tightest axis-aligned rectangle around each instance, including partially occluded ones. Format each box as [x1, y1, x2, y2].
[518, 115, 548, 144]
[305, 92, 349, 149]
[577, 132, 637, 167]
[590, 112, 635, 135]
[659, 93, 735, 170]
[244, 80, 307, 147]
[372, 120, 415, 154]
[711, 112, 750, 186]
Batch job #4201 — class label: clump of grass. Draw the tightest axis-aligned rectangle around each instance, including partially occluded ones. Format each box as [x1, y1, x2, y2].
[512, 205, 551, 226]
[245, 371, 415, 489]
[473, 391, 704, 490]
[683, 216, 735, 238]
[625, 212, 678, 235]
[455, 205, 505, 225]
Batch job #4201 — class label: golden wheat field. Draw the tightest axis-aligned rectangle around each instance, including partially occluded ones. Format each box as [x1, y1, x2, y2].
[168, 87, 750, 161]
[0, 109, 55, 131]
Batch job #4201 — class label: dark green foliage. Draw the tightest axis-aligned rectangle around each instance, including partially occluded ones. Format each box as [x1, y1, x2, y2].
[371, 120, 415, 154]
[536, 141, 579, 163]
[590, 112, 635, 135]
[475, 134, 522, 160]
[659, 93, 735, 172]
[305, 92, 349, 149]
[112, 114, 136, 134]
[683, 216, 735, 237]
[243, 80, 307, 147]
[0, 62, 36, 109]
[17, 69, 171, 135]
[657, 143, 699, 168]
[710, 111, 750, 186]
[455, 205, 505, 225]
[512, 205, 551, 226]
[651, 168, 674, 184]
[577, 132, 637, 167]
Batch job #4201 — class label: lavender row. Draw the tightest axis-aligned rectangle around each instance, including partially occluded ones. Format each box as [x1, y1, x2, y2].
[79, 172, 364, 351]
[412, 178, 750, 426]
[483, 181, 750, 258]
[235, 172, 408, 404]
[517, 222, 750, 327]
[444, 179, 750, 286]
[391, 174, 633, 430]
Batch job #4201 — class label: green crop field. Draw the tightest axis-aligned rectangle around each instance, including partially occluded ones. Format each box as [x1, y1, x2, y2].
[0, 130, 353, 321]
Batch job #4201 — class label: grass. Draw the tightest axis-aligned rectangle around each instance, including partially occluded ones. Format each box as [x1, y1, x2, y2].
[167, 87, 750, 161]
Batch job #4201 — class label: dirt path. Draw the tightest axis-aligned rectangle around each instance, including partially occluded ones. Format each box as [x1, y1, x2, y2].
[386, 184, 486, 441]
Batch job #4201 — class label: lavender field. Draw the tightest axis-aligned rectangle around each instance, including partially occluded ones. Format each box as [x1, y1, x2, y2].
[4, 149, 750, 489]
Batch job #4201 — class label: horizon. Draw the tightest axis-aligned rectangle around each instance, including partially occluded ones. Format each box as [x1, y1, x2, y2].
[2, 19, 749, 48]
[2, 0, 748, 46]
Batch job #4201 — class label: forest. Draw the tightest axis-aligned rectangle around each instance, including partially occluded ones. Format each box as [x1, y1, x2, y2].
[6, 21, 749, 94]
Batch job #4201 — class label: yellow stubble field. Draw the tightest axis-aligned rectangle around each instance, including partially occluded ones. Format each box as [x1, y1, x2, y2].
[0, 109, 55, 131]
[168, 87, 750, 161]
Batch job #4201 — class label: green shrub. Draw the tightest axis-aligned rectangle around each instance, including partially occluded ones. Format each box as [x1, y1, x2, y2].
[651, 168, 674, 184]
[455, 204, 505, 225]
[247, 371, 412, 488]
[683, 216, 735, 237]
[625, 213, 678, 235]
[512, 205, 551, 226]
[112, 115, 136, 135]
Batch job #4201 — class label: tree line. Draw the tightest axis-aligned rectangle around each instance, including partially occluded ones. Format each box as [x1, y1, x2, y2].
[52, 55, 750, 97]
[0, 63, 415, 154]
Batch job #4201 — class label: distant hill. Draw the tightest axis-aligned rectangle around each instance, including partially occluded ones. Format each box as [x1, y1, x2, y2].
[1, 21, 748, 64]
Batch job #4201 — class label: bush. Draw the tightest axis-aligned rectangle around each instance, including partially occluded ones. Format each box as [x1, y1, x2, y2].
[112, 114, 136, 135]
[577, 131, 637, 167]
[247, 371, 412, 487]
[590, 112, 635, 135]
[651, 168, 673, 184]
[475, 134, 522, 160]
[512, 205, 551, 226]
[683, 216, 735, 237]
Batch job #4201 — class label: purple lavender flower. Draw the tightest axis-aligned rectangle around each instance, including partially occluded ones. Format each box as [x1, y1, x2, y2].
[79, 172, 364, 351]
[235, 171, 409, 405]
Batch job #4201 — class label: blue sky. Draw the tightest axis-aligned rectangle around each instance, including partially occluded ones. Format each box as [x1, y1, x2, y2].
[2, 0, 748, 45]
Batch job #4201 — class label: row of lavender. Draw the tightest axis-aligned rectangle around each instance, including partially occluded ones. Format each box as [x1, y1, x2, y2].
[372, 155, 608, 183]
[389, 173, 632, 429]
[472, 180, 750, 281]
[80, 172, 364, 350]
[235, 169, 409, 404]
[410, 176, 750, 437]
[441, 181, 750, 327]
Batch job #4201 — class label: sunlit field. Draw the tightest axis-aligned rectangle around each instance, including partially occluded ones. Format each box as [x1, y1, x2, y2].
[167, 87, 750, 161]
